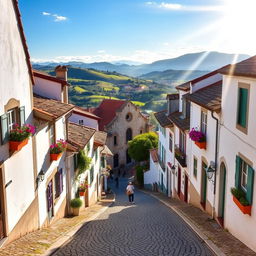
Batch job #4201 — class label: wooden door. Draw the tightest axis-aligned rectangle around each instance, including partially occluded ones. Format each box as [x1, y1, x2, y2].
[201, 162, 207, 209]
[47, 181, 54, 219]
[184, 174, 188, 203]
[0, 168, 5, 239]
[218, 163, 226, 226]
[177, 167, 181, 197]
[84, 176, 89, 207]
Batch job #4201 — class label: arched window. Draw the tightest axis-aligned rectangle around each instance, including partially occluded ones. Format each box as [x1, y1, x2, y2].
[113, 154, 119, 168]
[126, 128, 132, 143]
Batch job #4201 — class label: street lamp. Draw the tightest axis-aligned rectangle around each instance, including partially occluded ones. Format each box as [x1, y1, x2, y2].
[171, 165, 176, 174]
[36, 169, 45, 184]
[206, 161, 216, 180]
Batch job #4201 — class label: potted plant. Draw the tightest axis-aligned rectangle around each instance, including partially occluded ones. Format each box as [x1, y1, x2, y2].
[189, 128, 206, 149]
[78, 184, 85, 196]
[70, 198, 82, 216]
[9, 123, 35, 151]
[50, 139, 67, 161]
[231, 187, 252, 215]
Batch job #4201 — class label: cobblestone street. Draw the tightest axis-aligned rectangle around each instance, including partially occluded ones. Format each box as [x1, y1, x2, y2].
[53, 178, 213, 256]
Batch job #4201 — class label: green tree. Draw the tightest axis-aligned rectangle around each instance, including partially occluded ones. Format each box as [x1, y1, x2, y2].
[128, 132, 158, 162]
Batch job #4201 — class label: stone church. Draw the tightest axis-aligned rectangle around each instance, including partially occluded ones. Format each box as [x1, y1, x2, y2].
[93, 99, 150, 169]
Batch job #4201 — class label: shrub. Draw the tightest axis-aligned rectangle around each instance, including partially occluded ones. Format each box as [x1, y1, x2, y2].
[70, 198, 82, 208]
[77, 150, 91, 175]
[9, 124, 35, 142]
[239, 197, 250, 206]
[231, 187, 250, 206]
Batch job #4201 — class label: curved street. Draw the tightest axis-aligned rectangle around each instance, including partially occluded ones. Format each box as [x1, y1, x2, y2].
[53, 178, 213, 256]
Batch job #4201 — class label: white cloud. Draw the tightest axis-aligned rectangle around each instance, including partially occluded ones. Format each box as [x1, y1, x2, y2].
[42, 12, 68, 22]
[53, 14, 67, 22]
[145, 2, 223, 12]
[42, 12, 51, 16]
[97, 50, 106, 54]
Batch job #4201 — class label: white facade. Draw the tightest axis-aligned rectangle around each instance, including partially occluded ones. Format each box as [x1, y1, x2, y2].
[69, 113, 99, 130]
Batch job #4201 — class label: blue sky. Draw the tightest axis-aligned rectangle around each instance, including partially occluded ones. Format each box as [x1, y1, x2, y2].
[19, 0, 255, 63]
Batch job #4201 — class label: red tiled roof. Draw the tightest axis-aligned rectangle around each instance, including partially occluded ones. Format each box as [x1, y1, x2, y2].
[93, 99, 126, 130]
[12, 0, 34, 84]
[33, 70, 69, 86]
[150, 148, 158, 163]
[219, 56, 256, 78]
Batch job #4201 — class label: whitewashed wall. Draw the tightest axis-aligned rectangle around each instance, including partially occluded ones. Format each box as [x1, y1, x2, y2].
[192, 73, 222, 93]
[69, 113, 98, 130]
[33, 77, 62, 101]
[219, 75, 256, 252]
[144, 155, 159, 190]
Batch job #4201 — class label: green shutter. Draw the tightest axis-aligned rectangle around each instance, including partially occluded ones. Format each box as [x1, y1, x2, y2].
[246, 166, 254, 205]
[238, 88, 248, 127]
[235, 156, 241, 188]
[1, 114, 8, 145]
[19, 106, 25, 126]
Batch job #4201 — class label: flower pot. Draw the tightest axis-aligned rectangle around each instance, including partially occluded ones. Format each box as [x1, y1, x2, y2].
[195, 141, 206, 149]
[79, 191, 85, 196]
[50, 153, 62, 161]
[233, 196, 252, 215]
[9, 138, 29, 151]
[72, 207, 80, 216]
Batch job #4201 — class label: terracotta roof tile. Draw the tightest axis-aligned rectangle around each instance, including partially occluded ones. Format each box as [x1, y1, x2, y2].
[67, 122, 96, 150]
[219, 56, 256, 78]
[150, 148, 158, 163]
[94, 131, 107, 146]
[176, 82, 190, 91]
[154, 110, 172, 127]
[93, 99, 126, 130]
[33, 94, 74, 119]
[168, 111, 190, 131]
[184, 81, 222, 111]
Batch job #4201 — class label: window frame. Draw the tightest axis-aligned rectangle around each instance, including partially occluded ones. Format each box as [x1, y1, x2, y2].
[193, 156, 198, 178]
[49, 124, 56, 146]
[236, 82, 250, 134]
[169, 133, 173, 152]
[7, 108, 18, 132]
[78, 119, 84, 125]
[200, 109, 207, 136]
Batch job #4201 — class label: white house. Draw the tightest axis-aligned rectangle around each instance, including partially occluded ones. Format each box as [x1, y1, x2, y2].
[0, 0, 39, 244]
[33, 95, 74, 227]
[216, 57, 256, 252]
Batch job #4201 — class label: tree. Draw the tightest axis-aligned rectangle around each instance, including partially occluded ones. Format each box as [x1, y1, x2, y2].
[128, 132, 158, 162]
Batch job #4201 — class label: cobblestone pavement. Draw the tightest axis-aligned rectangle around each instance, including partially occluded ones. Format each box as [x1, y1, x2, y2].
[53, 178, 213, 256]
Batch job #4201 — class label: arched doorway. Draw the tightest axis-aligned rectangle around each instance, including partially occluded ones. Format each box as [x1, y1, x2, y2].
[126, 128, 132, 143]
[113, 154, 119, 168]
[218, 162, 226, 227]
[126, 149, 131, 164]
[200, 161, 208, 210]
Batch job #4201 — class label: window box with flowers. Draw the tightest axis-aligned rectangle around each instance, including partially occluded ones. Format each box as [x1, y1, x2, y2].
[9, 124, 35, 151]
[231, 187, 252, 215]
[78, 182, 90, 196]
[50, 139, 67, 161]
[189, 128, 206, 149]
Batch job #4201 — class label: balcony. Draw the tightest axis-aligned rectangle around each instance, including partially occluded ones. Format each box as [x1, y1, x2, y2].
[175, 146, 187, 167]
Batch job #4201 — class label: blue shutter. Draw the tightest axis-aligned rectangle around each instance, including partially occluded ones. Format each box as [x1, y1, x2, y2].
[55, 172, 60, 198]
[246, 166, 254, 205]
[19, 106, 25, 126]
[1, 114, 8, 145]
[238, 88, 248, 127]
[59, 169, 63, 194]
[235, 156, 241, 188]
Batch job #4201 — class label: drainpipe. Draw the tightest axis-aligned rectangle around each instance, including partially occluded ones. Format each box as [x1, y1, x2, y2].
[211, 111, 219, 219]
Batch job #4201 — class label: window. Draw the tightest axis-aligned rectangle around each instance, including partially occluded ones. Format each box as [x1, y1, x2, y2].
[140, 129, 143, 134]
[126, 113, 132, 122]
[54, 169, 63, 199]
[79, 119, 84, 125]
[90, 166, 94, 184]
[193, 157, 198, 178]
[95, 149, 98, 162]
[114, 135, 117, 146]
[179, 131, 186, 153]
[237, 84, 249, 130]
[169, 133, 173, 152]
[126, 128, 132, 143]
[201, 111, 207, 135]
[101, 156, 105, 168]
[49, 125, 55, 145]
[7, 109, 17, 131]
[113, 154, 119, 168]
[235, 155, 254, 204]
[74, 154, 78, 170]
[86, 142, 90, 153]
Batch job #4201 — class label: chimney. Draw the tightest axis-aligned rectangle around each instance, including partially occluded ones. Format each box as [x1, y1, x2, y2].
[55, 65, 68, 81]
[166, 94, 179, 115]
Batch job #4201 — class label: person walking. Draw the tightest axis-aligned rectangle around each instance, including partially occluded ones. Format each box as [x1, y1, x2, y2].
[126, 181, 135, 203]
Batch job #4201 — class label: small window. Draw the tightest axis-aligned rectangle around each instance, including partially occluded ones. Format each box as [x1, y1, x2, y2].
[126, 128, 132, 143]
[126, 113, 132, 122]
[90, 166, 94, 184]
[241, 160, 248, 192]
[79, 120, 84, 125]
[193, 157, 198, 178]
[114, 135, 117, 146]
[169, 133, 173, 152]
[49, 125, 55, 145]
[7, 108, 17, 132]
[54, 169, 63, 199]
[95, 149, 98, 162]
[201, 111, 207, 135]
[179, 131, 186, 153]
[140, 130, 143, 134]
[237, 86, 249, 129]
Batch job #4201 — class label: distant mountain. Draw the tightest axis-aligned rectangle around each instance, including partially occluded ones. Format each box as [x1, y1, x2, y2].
[140, 69, 208, 86]
[33, 51, 250, 77]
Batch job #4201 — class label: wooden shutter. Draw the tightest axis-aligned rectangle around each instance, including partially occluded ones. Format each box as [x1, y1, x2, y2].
[238, 88, 248, 127]
[59, 169, 63, 194]
[1, 114, 8, 145]
[55, 172, 60, 198]
[235, 156, 241, 188]
[19, 106, 25, 126]
[246, 166, 254, 205]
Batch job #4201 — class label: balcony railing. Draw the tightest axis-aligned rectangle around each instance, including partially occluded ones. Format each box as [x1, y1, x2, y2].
[175, 146, 187, 167]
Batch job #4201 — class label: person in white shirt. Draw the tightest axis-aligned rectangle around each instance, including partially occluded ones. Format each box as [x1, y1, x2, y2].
[126, 182, 135, 203]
